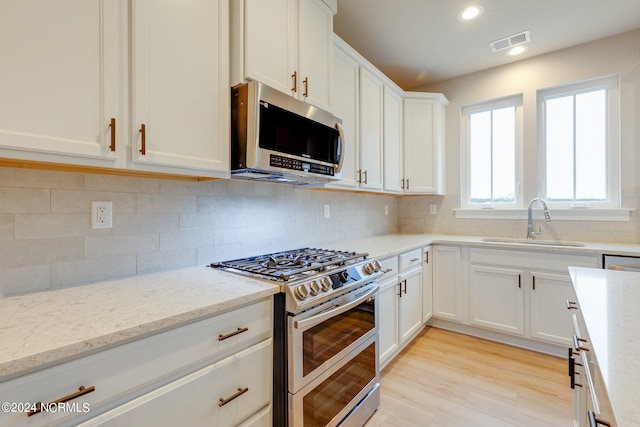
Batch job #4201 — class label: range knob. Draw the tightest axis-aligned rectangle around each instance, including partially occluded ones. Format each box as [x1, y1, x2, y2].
[308, 280, 320, 296]
[320, 277, 332, 291]
[294, 284, 309, 300]
[363, 263, 374, 275]
[372, 260, 382, 272]
[338, 271, 349, 283]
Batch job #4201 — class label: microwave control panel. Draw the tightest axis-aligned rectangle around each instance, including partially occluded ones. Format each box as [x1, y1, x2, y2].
[270, 154, 334, 176]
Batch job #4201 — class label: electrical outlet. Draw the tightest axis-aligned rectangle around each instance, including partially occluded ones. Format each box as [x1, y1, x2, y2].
[430, 204, 437, 215]
[91, 201, 113, 229]
[323, 204, 330, 219]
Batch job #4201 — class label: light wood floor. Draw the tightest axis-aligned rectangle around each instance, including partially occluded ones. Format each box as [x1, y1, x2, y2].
[366, 327, 572, 427]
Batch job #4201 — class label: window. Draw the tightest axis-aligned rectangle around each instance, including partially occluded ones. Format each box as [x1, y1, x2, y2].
[461, 95, 523, 208]
[538, 75, 620, 208]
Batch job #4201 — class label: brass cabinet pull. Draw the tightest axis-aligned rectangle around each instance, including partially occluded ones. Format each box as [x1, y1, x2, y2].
[357, 169, 362, 184]
[291, 71, 297, 92]
[218, 327, 249, 341]
[573, 334, 589, 352]
[397, 282, 402, 297]
[566, 299, 578, 310]
[303, 77, 309, 97]
[218, 387, 249, 407]
[382, 268, 393, 273]
[401, 178, 405, 189]
[518, 274, 521, 288]
[27, 386, 95, 417]
[406, 178, 409, 190]
[109, 118, 116, 152]
[425, 252, 429, 264]
[410, 258, 419, 263]
[139, 124, 146, 155]
[532, 275, 536, 290]
[363, 170, 368, 184]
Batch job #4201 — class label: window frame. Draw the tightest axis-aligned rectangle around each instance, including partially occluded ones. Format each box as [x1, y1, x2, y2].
[537, 74, 620, 209]
[460, 94, 524, 209]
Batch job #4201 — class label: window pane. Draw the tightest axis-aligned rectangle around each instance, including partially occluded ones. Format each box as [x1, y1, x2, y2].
[546, 96, 574, 201]
[575, 90, 606, 201]
[469, 111, 491, 202]
[492, 107, 515, 202]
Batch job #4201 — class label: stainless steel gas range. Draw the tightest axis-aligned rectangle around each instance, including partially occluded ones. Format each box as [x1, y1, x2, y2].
[211, 248, 383, 427]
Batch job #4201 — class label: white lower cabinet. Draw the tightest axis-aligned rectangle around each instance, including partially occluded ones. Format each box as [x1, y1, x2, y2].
[432, 245, 464, 323]
[378, 248, 423, 369]
[422, 246, 433, 323]
[0, 298, 272, 427]
[78, 340, 272, 427]
[467, 248, 598, 347]
[469, 265, 524, 335]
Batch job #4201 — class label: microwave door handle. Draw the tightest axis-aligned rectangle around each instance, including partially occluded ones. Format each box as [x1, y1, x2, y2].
[293, 284, 378, 330]
[335, 122, 345, 174]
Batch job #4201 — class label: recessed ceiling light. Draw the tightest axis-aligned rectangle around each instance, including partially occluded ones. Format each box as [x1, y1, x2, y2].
[458, 5, 484, 21]
[506, 45, 529, 56]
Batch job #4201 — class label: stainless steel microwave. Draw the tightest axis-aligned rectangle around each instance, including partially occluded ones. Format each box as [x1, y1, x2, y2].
[231, 80, 344, 185]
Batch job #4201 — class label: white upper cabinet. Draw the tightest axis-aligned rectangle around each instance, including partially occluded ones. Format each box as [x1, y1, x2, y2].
[232, 0, 335, 111]
[383, 86, 404, 193]
[130, 0, 229, 178]
[358, 67, 384, 191]
[0, 0, 229, 179]
[0, 0, 123, 167]
[403, 93, 448, 195]
[329, 37, 360, 189]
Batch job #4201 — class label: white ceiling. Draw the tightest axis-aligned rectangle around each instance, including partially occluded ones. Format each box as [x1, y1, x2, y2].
[333, 0, 640, 90]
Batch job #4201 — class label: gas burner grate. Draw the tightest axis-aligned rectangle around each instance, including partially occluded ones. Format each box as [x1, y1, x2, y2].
[210, 248, 368, 282]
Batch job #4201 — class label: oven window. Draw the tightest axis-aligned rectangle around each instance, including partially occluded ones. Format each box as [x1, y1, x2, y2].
[303, 298, 375, 376]
[303, 342, 376, 427]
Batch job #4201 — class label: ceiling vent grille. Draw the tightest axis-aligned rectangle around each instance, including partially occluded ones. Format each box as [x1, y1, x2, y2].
[490, 30, 531, 53]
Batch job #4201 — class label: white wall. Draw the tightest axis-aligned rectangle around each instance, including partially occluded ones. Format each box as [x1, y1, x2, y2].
[0, 167, 398, 296]
[399, 29, 640, 243]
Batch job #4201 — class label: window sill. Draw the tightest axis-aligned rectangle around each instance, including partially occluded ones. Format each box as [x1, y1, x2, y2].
[453, 208, 634, 221]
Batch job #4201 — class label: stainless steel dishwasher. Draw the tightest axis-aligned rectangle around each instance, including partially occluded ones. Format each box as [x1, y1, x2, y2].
[603, 254, 640, 271]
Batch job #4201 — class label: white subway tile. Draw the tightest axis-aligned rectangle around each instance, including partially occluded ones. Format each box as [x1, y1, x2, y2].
[0, 265, 50, 297]
[137, 249, 198, 274]
[84, 234, 158, 259]
[0, 238, 83, 268]
[160, 229, 214, 251]
[15, 214, 89, 239]
[84, 173, 159, 193]
[0, 215, 13, 240]
[51, 189, 136, 214]
[137, 193, 197, 213]
[112, 213, 179, 234]
[51, 256, 137, 289]
[159, 179, 214, 196]
[0, 167, 83, 189]
[0, 188, 50, 213]
[180, 212, 229, 230]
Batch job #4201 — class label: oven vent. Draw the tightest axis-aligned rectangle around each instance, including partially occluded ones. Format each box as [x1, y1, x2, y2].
[490, 30, 531, 53]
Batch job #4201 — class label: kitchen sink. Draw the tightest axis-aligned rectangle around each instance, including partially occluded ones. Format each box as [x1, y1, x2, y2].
[481, 237, 585, 247]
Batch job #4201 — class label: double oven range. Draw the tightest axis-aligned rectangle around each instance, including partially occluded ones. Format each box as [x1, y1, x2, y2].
[211, 248, 383, 426]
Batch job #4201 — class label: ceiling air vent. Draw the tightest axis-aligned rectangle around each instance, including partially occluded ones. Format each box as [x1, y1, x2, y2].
[490, 30, 531, 53]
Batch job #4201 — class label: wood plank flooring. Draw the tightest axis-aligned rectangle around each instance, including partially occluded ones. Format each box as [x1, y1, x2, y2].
[366, 327, 573, 427]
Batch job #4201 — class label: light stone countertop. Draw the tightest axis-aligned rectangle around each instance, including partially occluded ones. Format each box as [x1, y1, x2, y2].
[2, 232, 640, 384]
[0, 266, 279, 382]
[569, 267, 640, 427]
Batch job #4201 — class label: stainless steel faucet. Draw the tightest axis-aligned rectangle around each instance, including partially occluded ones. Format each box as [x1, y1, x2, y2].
[527, 198, 551, 239]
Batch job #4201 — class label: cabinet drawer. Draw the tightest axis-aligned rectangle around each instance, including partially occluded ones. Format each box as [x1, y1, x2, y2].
[399, 249, 422, 271]
[378, 256, 399, 280]
[469, 248, 598, 272]
[78, 340, 272, 427]
[0, 299, 272, 427]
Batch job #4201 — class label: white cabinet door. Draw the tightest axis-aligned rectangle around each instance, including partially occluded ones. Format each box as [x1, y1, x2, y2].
[131, 0, 229, 178]
[79, 340, 272, 427]
[422, 246, 433, 323]
[234, 0, 333, 111]
[0, 0, 122, 167]
[241, 0, 293, 96]
[398, 266, 423, 345]
[297, 0, 332, 111]
[378, 276, 400, 369]
[403, 96, 446, 194]
[328, 38, 360, 189]
[529, 271, 575, 346]
[433, 246, 463, 322]
[358, 67, 384, 191]
[383, 86, 403, 193]
[469, 265, 525, 335]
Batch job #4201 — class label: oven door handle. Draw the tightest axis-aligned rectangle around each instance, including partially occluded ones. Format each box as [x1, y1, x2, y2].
[293, 284, 379, 330]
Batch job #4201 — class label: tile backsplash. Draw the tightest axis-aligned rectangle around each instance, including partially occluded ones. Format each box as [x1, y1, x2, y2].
[0, 167, 398, 297]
